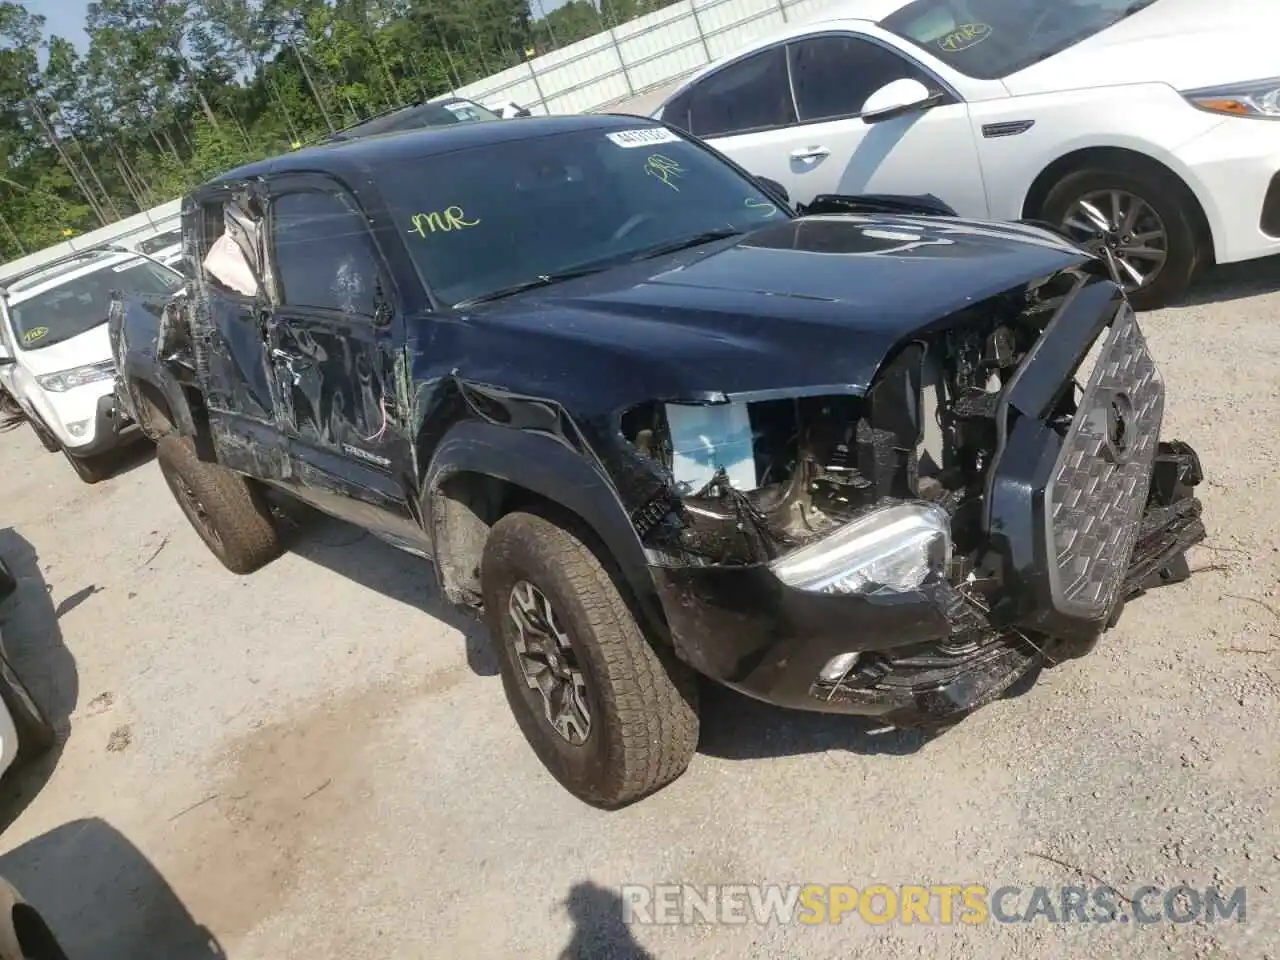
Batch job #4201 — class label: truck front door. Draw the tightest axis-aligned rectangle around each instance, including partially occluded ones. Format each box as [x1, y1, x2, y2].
[260, 174, 423, 545]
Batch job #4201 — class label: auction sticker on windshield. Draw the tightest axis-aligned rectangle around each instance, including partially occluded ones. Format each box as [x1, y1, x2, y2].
[22, 326, 47, 344]
[607, 128, 681, 148]
[938, 23, 991, 53]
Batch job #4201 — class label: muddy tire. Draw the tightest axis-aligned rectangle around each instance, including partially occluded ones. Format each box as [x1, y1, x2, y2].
[1040, 164, 1203, 311]
[156, 435, 282, 574]
[481, 509, 699, 808]
[61, 448, 114, 484]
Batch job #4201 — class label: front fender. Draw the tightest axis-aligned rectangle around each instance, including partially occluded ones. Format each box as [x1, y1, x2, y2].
[422, 419, 667, 639]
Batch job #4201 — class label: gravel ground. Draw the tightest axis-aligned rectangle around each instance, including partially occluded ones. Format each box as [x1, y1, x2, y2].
[0, 257, 1278, 959]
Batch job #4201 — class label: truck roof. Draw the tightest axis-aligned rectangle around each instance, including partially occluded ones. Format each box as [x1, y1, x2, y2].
[211, 113, 664, 185]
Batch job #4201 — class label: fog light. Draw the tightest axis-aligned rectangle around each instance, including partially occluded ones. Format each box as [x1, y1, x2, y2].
[818, 652, 861, 683]
[66, 419, 89, 437]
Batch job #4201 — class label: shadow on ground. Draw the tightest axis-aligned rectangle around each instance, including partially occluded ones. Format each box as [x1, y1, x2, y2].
[1181, 255, 1280, 307]
[559, 881, 653, 960]
[0, 817, 224, 959]
[0, 528, 80, 831]
[279, 506, 498, 676]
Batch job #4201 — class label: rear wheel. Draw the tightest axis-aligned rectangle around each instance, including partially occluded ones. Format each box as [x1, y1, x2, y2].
[1041, 165, 1203, 311]
[156, 435, 282, 574]
[481, 509, 699, 808]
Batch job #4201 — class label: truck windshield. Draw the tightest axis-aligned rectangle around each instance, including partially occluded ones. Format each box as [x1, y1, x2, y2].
[10, 258, 183, 351]
[880, 0, 1162, 80]
[380, 125, 789, 307]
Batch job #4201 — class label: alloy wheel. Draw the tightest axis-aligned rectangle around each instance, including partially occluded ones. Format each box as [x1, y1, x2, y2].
[507, 580, 592, 745]
[1060, 189, 1168, 292]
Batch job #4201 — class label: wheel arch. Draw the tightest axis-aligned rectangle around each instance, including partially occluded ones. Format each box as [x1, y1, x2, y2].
[122, 371, 217, 461]
[422, 420, 669, 643]
[1020, 146, 1215, 263]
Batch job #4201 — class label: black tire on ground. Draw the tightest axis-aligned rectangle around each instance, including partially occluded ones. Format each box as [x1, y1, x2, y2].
[61, 447, 114, 484]
[0, 659, 55, 769]
[30, 418, 59, 453]
[481, 509, 699, 808]
[1040, 164, 1204, 311]
[155, 435, 283, 575]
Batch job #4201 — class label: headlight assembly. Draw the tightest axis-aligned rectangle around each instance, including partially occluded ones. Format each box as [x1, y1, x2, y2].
[36, 360, 116, 393]
[769, 502, 952, 595]
[1183, 78, 1280, 120]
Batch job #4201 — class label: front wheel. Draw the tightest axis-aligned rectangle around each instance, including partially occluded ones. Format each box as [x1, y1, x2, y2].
[156, 436, 283, 574]
[481, 509, 699, 808]
[1041, 166, 1203, 311]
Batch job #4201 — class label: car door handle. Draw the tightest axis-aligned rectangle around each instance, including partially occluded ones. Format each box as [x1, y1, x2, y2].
[790, 146, 830, 161]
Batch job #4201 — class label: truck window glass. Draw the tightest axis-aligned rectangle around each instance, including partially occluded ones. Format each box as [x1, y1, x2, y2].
[270, 191, 380, 316]
[379, 126, 787, 307]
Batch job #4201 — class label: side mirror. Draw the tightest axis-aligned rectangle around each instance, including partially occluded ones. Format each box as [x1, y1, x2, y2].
[860, 78, 939, 125]
[0, 356, 14, 368]
[754, 176, 789, 204]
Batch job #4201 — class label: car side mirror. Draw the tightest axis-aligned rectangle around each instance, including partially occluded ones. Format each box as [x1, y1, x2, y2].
[860, 78, 940, 125]
[0, 355, 14, 368]
[754, 175, 789, 204]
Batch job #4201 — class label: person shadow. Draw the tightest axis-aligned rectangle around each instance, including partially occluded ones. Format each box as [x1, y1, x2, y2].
[0, 817, 224, 959]
[559, 881, 654, 960]
[0, 527, 80, 832]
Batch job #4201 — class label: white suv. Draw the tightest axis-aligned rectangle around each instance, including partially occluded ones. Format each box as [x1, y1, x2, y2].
[0, 247, 185, 482]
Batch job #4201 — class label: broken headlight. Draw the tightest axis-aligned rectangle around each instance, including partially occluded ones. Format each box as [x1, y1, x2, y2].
[769, 502, 952, 595]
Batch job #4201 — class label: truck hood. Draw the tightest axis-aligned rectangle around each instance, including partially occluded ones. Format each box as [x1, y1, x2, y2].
[467, 214, 1094, 404]
[1005, 0, 1279, 96]
[14, 323, 111, 377]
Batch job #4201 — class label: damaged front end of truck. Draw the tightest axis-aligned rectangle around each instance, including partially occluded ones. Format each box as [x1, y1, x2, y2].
[611, 263, 1205, 727]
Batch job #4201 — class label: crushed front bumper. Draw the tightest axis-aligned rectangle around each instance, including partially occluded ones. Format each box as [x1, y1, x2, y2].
[652, 442, 1203, 726]
[651, 285, 1206, 727]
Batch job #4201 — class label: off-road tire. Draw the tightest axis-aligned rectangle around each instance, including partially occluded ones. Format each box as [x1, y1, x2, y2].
[156, 435, 282, 574]
[481, 509, 699, 808]
[61, 447, 114, 484]
[1040, 164, 1203, 311]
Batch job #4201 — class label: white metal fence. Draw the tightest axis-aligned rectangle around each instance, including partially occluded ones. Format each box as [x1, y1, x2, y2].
[457, 0, 847, 115]
[1, 0, 850, 280]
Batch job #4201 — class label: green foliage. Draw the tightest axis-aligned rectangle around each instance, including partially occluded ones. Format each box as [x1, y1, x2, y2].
[0, 0, 678, 260]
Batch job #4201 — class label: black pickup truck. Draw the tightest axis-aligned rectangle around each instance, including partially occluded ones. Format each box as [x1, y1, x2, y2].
[109, 114, 1206, 808]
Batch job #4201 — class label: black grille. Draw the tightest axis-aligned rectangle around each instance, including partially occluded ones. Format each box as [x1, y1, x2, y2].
[1045, 304, 1163, 619]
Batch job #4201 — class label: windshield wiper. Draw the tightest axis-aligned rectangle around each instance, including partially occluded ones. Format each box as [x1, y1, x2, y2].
[453, 264, 614, 308]
[627, 228, 745, 263]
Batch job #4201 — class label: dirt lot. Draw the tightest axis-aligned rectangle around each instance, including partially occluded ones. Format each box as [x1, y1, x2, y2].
[0, 257, 1278, 959]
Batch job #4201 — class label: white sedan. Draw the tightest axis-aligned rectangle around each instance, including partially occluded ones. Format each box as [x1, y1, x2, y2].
[652, 0, 1280, 309]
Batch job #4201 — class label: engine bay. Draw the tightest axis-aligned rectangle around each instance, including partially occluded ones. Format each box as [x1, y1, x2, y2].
[622, 270, 1085, 572]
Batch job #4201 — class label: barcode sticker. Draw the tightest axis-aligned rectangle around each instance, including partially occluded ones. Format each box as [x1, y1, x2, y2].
[606, 127, 681, 148]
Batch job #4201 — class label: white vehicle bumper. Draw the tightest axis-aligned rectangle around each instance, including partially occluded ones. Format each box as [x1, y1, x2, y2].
[1177, 117, 1280, 265]
[38, 379, 139, 455]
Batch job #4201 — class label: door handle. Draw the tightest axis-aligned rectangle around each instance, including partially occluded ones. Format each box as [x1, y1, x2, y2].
[790, 146, 830, 161]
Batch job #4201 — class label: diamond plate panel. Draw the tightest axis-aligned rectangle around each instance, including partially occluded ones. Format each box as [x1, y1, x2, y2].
[1046, 304, 1164, 619]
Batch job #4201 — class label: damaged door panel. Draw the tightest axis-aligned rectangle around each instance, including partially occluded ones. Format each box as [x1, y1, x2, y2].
[108, 114, 1207, 808]
[259, 176, 423, 544]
